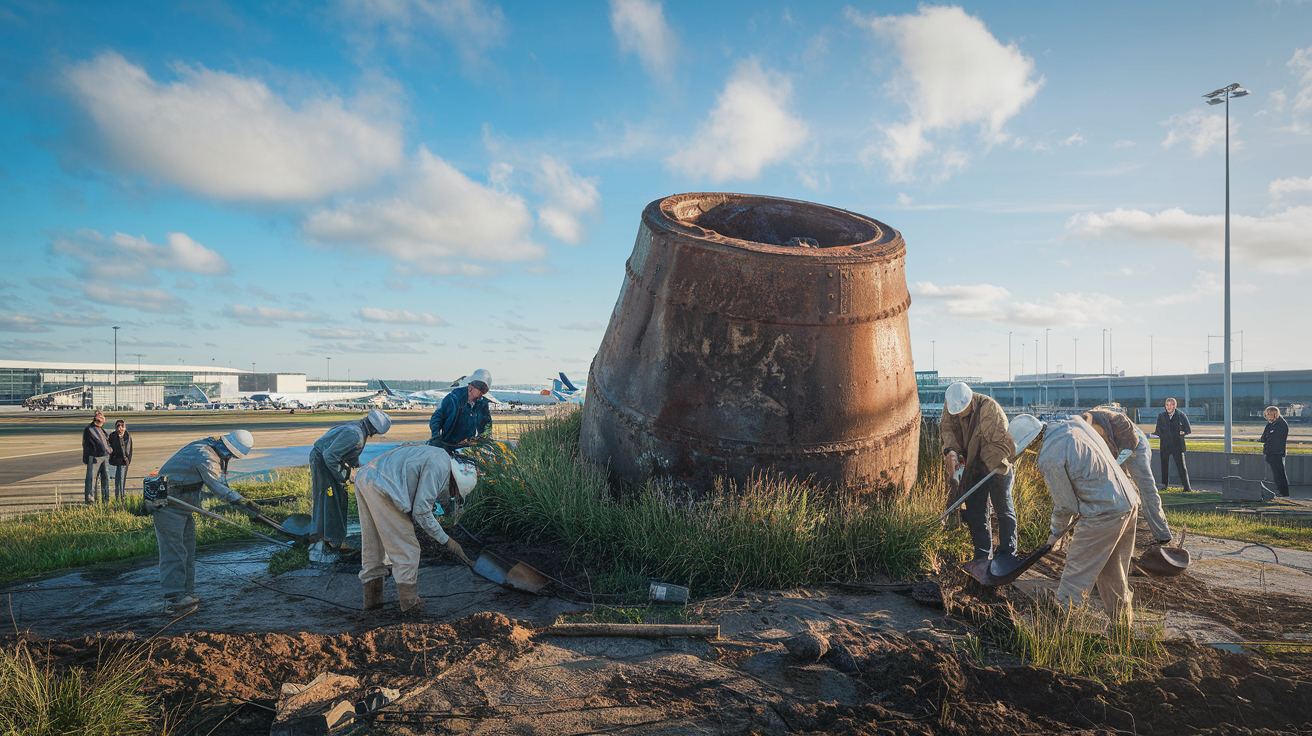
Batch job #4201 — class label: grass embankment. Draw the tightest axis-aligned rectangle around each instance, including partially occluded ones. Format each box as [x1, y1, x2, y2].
[1155, 488, 1312, 552]
[0, 468, 316, 585]
[0, 642, 153, 735]
[1005, 600, 1165, 683]
[466, 408, 1054, 595]
[1145, 440, 1311, 454]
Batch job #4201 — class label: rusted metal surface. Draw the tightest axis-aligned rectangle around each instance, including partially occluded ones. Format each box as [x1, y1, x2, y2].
[580, 193, 921, 497]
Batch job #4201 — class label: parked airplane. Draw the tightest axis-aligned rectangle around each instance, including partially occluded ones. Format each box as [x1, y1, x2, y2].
[235, 388, 380, 409]
[380, 372, 584, 407]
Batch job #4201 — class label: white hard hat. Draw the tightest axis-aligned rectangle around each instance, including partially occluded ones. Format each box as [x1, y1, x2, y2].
[469, 368, 492, 388]
[1008, 414, 1045, 454]
[221, 429, 255, 459]
[366, 409, 392, 435]
[451, 459, 478, 496]
[945, 382, 973, 415]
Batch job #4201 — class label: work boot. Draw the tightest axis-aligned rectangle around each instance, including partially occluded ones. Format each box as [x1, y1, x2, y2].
[397, 583, 426, 613]
[362, 578, 385, 611]
[163, 596, 200, 615]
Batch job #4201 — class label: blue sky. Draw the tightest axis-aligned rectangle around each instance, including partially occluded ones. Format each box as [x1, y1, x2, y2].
[1, 0, 1309, 384]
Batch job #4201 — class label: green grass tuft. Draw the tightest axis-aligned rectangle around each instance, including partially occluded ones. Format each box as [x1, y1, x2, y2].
[465, 409, 1052, 593]
[268, 543, 311, 576]
[1006, 598, 1165, 683]
[0, 642, 153, 736]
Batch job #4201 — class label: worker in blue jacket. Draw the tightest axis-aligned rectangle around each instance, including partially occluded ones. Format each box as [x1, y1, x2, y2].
[428, 379, 492, 449]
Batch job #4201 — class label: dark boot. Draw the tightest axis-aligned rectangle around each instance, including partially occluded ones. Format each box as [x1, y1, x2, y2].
[397, 583, 426, 613]
[362, 578, 384, 611]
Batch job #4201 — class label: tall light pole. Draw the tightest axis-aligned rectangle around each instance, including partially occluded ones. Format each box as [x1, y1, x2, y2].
[1102, 329, 1106, 374]
[1150, 335, 1154, 376]
[112, 326, 120, 410]
[326, 357, 332, 384]
[1073, 338, 1079, 375]
[1008, 331, 1012, 382]
[1204, 82, 1248, 454]
[931, 341, 935, 372]
[1045, 328, 1050, 402]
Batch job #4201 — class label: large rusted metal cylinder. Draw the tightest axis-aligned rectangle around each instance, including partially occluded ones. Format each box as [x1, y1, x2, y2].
[581, 193, 920, 497]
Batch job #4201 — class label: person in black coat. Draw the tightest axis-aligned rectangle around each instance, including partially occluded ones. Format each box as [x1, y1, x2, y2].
[81, 410, 111, 503]
[1153, 397, 1193, 492]
[108, 419, 133, 502]
[1261, 406, 1290, 497]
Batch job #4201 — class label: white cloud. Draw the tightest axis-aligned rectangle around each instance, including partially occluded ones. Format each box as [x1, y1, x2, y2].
[1147, 270, 1221, 307]
[355, 307, 449, 325]
[1062, 133, 1085, 146]
[667, 60, 808, 182]
[225, 304, 325, 327]
[0, 311, 108, 332]
[1161, 109, 1231, 157]
[81, 284, 188, 313]
[51, 229, 231, 282]
[338, 0, 506, 69]
[851, 5, 1042, 181]
[1066, 206, 1312, 271]
[1112, 139, 1135, 149]
[64, 51, 403, 201]
[1270, 175, 1312, 198]
[304, 147, 544, 265]
[304, 328, 375, 339]
[913, 282, 1122, 329]
[0, 315, 48, 332]
[1291, 45, 1312, 111]
[561, 320, 604, 331]
[609, 0, 678, 82]
[534, 156, 601, 244]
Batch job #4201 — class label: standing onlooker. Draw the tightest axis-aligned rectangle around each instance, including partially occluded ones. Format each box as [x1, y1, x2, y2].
[82, 410, 111, 504]
[108, 419, 133, 501]
[1154, 398, 1193, 493]
[1262, 406, 1290, 498]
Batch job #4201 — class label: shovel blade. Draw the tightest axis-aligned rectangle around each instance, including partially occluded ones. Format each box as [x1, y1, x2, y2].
[965, 544, 1056, 587]
[472, 549, 513, 585]
[505, 562, 550, 594]
[277, 513, 315, 538]
[1134, 545, 1190, 577]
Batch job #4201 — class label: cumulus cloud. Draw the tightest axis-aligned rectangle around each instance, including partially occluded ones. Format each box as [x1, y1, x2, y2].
[1066, 206, 1312, 271]
[64, 51, 403, 201]
[338, 0, 506, 69]
[850, 5, 1042, 181]
[225, 304, 326, 327]
[667, 60, 808, 182]
[73, 284, 188, 313]
[1292, 45, 1312, 112]
[355, 307, 449, 325]
[52, 229, 230, 282]
[304, 147, 544, 266]
[304, 327, 375, 340]
[913, 282, 1122, 330]
[534, 156, 601, 244]
[0, 311, 108, 332]
[1161, 108, 1231, 156]
[609, 0, 678, 82]
[1270, 175, 1312, 198]
[0, 315, 47, 332]
[561, 320, 604, 331]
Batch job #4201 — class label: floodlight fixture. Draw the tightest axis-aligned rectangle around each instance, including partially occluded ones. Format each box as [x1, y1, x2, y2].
[1207, 98, 1224, 105]
[1230, 87, 1249, 98]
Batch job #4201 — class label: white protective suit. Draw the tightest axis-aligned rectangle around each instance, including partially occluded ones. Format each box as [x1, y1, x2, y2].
[1036, 417, 1142, 622]
[354, 444, 453, 586]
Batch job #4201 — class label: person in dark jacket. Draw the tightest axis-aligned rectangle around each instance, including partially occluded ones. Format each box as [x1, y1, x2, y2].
[81, 410, 111, 504]
[1153, 397, 1193, 492]
[1262, 406, 1291, 497]
[428, 380, 492, 449]
[108, 419, 133, 501]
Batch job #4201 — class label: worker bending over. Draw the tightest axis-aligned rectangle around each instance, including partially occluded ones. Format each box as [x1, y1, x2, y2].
[310, 409, 392, 549]
[153, 431, 262, 614]
[1082, 407, 1172, 545]
[429, 370, 493, 449]
[1015, 414, 1142, 623]
[355, 444, 477, 612]
[940, 382, 1019, 567]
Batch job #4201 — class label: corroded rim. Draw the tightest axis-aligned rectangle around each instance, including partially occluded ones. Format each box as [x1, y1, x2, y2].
[647, 192, 904, 261]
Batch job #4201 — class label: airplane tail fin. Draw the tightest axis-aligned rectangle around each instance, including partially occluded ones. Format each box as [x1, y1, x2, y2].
[187, 384, 212, 403]
[558, 372, 579, 392]
[379, 380, 395, 395]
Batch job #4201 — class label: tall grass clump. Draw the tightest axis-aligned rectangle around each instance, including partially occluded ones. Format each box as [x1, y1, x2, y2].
[0, 642, 152, 735]
[466, 409, 1064, 592]
[0, 467, 313, 584]
[1007, 597, 1165, 683]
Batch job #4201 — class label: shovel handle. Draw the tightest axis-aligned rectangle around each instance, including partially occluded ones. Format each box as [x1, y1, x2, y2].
[167, 498, 293, 548]
[940, 471, 996, 522]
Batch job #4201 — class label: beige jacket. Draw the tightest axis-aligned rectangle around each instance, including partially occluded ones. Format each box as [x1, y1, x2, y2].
[940, 393, 1015, 476]
[1037, 417, 1141, 535]
[355, 444, 453, 544]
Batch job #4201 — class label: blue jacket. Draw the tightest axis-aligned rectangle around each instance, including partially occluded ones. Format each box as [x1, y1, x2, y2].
[428, 386, 492, 447]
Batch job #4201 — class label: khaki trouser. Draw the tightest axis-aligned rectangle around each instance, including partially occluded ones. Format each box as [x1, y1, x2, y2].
[356, 477, 422, 586]
[1056, 508, 1138, 624]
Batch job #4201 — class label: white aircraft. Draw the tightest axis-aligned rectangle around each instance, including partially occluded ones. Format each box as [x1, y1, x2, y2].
[380, 371, 584, 407]
[235, 388, 380, 409]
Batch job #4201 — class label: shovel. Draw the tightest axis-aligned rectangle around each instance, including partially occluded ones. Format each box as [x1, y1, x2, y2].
[166, 497, 293, 548]
[964, 523, 1075, 587]
[1133, 523, 1191, 578]
[470, 548, 550, 594]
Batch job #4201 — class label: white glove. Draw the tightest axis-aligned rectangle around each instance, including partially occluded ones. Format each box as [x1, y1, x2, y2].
[1116, 449, 1133, 465]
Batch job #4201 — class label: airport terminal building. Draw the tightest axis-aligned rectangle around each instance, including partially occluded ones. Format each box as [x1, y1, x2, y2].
[0, 360, 366, 409]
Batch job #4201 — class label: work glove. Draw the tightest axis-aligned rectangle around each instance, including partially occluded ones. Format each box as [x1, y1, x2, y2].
[943, 451, 959, 482]
[238, 498, 262, 518]
[1115, 449, 1133, 465]
[444, 537, 472, 566]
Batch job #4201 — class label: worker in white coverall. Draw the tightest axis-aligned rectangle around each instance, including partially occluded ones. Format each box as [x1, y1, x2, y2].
[310, 409, 392, 549]
[355, 444, 477, 612]
[1081, 408, 1172, 545]
[153, 430, 262, 614]
[1014, 414, 1142, 623]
